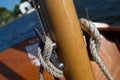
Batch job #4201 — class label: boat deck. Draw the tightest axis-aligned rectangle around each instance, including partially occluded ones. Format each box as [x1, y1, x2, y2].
[0, 32, 120, 80]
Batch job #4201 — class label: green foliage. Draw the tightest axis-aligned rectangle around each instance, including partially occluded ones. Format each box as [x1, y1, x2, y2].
[0, 5, 20, 27]
[0, 7, 12, 27]
[12, 5, 21, 18]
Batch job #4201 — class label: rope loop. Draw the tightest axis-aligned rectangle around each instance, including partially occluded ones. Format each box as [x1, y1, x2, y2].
[80, 18, 113, 80]
[38, 36, 63, 79]
[38, 18, 114, 80]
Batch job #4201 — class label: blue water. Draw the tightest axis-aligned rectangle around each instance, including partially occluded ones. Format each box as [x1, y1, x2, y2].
[74, 0, 120, 25]
[0, 0, 120, 52]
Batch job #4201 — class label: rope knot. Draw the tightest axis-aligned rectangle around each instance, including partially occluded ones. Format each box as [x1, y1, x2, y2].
[38, 36, 63, 79]
[80, 18, 113, 80]
[38, 18, 114, 80]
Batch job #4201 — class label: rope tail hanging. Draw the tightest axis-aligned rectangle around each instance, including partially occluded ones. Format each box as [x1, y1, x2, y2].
[38, 36, 63, 80]
[80, 18, 114, 80]
[32, 0, 114, 79]
[37, 18, 114, 80]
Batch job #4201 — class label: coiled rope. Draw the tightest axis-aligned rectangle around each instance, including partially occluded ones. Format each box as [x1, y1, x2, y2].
[38, 36, 63, 80]
[38, 18, 114, 80]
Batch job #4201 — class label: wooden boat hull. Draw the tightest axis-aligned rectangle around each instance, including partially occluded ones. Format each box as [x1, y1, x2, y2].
[0, 31, 120, 80]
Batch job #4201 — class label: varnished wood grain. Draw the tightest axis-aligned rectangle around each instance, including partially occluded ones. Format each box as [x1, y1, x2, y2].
[91, 32, 120, 80]
[0, 39, 39, 80]
[0, 31, 120, 80]
[39, 0, 95, 80]
[93, 22, 120, 31]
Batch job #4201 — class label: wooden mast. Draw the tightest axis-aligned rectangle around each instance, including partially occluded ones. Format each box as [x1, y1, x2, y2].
[39, 0, 95, 80]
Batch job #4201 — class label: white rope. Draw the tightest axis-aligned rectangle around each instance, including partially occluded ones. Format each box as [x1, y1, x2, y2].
[38, 18, 114, 80]
[38, 36, 63, 80]
[39, 73, 43, 80]
[80, 18, 114, 80]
